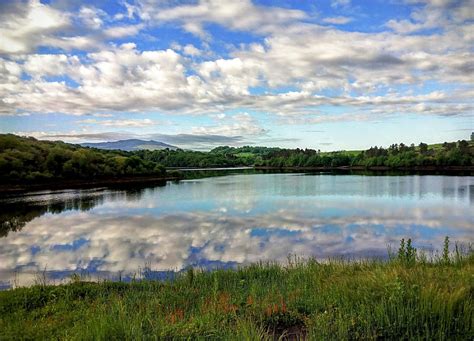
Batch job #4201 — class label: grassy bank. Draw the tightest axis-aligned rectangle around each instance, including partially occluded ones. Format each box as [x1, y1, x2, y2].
[1, 242, 473, 340]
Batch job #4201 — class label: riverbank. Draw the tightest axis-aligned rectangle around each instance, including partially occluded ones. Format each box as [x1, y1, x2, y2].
[0, 175, 181, 194]
[255, 165, 474, 172]
[2, 165, 473, 194]
[1, 253, 472, 339]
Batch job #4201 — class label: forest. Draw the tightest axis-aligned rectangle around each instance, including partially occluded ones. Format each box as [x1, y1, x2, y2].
[135, 145, 279, 168]
[0, 134, 166, 183]
[0, 134, 472, 183]
[136, 140, 473, 169]
[256, 141, 473, 168]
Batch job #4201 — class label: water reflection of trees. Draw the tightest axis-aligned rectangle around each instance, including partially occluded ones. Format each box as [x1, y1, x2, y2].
[180, 168, 257, 180]
[0, 184, 162, 237]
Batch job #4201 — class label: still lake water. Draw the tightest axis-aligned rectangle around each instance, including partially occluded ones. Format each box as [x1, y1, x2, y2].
[1, 172, 473, 288]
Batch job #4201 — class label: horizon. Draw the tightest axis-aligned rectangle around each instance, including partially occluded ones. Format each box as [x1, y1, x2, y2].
[7, 132, 473, 152]
[1, 0, 473, 151]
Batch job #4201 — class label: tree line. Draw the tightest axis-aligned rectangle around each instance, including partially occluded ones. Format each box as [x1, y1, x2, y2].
[0, 134, 166, 183]
[1, 134, 472, 184]
[256, 141, 473, 168]
[134, 145, 280, 168]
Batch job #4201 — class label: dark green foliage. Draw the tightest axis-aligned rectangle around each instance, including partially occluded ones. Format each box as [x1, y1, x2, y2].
[398, 238, 406, 262]
[397, 238, 418, 265]
[1, 134, 472, 185]
[443, 236, 450, 264]
[257, 141, 473, 168]
[0, 134, 166, 183]
[134, 145, 281, 168]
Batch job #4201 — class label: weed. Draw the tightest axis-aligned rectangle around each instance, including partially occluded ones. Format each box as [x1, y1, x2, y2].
[0, 238, 472, 340]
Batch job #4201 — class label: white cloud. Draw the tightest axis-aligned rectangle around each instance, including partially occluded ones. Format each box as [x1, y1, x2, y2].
[78, 118, 157, 127]
[322, 16, 353, 25]
[386, 0, 473, 34]
[1, 31, 472, 121]
[0, 0, 70, 54]
[0, 0, 472, 130]
[331, 0, 351, 8]
[1, 181, 472, 286]
[104, 24, 144, 38]
[78, 6, 105, 30]
[191, 112, 266, 136]
[183, 44, 201, 56]
[138, 0, 306, 38]
[0, 1, 145, 54]
[22, 54, 72, 78]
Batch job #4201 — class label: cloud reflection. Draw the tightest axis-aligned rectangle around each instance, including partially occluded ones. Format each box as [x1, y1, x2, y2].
[0, 173, 472, 288]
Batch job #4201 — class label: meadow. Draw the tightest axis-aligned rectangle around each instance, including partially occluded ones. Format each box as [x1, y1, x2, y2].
[0, 239, 473, 340]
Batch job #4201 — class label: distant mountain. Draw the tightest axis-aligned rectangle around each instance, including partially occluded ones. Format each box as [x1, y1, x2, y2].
[81, 139, 178, 151]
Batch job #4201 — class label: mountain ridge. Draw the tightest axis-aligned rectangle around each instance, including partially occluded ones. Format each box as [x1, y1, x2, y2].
[81, 139, 178, 151]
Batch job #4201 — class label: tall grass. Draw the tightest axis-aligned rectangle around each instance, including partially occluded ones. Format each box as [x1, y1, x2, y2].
[0, 239, 472, 340]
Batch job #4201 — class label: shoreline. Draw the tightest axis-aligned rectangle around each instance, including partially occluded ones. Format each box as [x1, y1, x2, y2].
[1, 254, 472, 339]
[254, 165, 474, 172]
[166, 166, 253, 171]
[1, 165, 473, 194]
[0, 175, 180, 194]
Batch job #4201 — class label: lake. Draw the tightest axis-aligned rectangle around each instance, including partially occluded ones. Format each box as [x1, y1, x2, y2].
[1, 172, 473, 288]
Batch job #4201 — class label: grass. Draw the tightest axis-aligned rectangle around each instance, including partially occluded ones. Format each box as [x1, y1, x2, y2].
[314, 141, 474, 156]
[0, 239, 473, 340]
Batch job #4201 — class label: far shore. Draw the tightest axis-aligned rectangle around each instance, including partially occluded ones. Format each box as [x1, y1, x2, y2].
[166, 166, 254, 171]
[0, 176, 180, 194]
[254, 165, 474, 172]
[1, 165, 473, 194]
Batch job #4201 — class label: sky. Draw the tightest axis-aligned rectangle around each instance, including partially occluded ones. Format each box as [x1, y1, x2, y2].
[0, 0, 473, 151]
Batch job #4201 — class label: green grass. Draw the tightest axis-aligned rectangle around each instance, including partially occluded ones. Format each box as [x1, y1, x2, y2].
[319, 150, 362, 156]
[234, 152, 257, 158]
[317, 141, 474, 156]
[1, 244, 473, 340]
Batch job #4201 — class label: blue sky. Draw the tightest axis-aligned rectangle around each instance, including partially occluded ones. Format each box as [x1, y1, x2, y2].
[0, 0, 472, 150]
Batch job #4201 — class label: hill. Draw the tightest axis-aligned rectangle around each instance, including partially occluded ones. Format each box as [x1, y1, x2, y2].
[0, 134, 167, 184]
[81, 139, 178, 151]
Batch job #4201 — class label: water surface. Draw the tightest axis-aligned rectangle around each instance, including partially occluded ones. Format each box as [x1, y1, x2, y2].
[1, 173, 472, 288]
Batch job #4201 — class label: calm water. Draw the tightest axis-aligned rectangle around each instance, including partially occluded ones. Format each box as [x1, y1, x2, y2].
[1, 172, 473, 288]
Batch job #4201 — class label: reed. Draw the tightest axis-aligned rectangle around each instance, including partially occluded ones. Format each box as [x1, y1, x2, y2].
[0, 239, 472, 340]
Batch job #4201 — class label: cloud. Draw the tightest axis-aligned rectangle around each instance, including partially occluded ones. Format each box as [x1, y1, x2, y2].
[77, 118, 157, 127]
[386, 0, 473, 34]
[191, 113, 267, 136]
[322, 16, 353, 25]
[1, 45, 193, 115]
[0, 0, 472, 135]
[183, 44, 201, 56]
[17, 129, 303, 150]
[151, 133, 246, 149]
[279, 112, 373, 125]
[0, 0, 70, 54]
[1, 175, 472, 286]
[331, 0, 352, 8]
[78, 6, 106, 30]
[2, 33, 472, 121]
[22, 54, 72, 78]
[14, 130, 251, 150]
[138, 0, 307, 38]
[0, 1, 144, 55]
[104, 24, 143, 38]
[15, 131, 137, 143]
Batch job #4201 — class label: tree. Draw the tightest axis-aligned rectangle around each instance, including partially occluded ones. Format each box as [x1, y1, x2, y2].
[418, 142, 428, 155]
